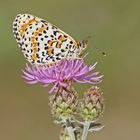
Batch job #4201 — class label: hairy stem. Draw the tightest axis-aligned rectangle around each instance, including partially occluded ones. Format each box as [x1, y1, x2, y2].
[66, 126, 76, 140]
[81, 121, 90, 140]
[63, 119, 76, 140]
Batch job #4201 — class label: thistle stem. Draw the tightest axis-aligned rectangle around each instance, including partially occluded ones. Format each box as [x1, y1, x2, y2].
[66, 126, 76, 140]
[81, 121, 90, 140]
[63, 119, 76, 140]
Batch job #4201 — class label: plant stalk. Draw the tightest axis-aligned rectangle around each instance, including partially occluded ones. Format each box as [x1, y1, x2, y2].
[63, 119, 76, 140]
[66, 126, 76, 140]
[81, 121, 90, 140]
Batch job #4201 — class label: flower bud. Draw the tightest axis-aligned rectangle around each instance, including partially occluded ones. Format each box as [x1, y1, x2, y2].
[49, 88, 78, 119]
[79, 86, 104, 121]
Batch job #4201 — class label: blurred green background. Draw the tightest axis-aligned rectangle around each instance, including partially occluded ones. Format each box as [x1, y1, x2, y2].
[0, 0, 140, 139]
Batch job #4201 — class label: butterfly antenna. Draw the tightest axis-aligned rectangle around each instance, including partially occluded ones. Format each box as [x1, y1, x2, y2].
[84, 36, 106, 56]
[83, 52, 89, 58]
[93, 46, 106, 56]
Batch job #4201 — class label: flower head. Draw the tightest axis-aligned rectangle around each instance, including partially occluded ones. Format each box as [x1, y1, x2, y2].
[23, 59, 102, 93]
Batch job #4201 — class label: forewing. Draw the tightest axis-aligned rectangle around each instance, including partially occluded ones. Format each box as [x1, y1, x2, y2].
[13, 14, 79, 65]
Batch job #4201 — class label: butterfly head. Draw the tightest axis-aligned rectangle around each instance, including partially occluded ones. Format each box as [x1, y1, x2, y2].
[76, 39, 88, 58]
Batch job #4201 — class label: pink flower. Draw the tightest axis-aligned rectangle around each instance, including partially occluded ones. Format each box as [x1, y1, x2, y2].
[23, 59, 103, 93]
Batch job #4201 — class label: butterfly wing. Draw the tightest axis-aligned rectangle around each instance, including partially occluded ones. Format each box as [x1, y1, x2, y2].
[13, 14, 80, 65]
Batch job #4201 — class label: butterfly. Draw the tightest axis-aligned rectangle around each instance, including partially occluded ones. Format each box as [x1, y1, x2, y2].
[13, 14, 87, 65]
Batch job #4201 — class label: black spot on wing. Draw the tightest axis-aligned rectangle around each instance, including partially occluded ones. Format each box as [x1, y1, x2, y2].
[55, 53, 61, 56]
[36, 53, 40, 58]
[44, 35, 48, 38]
[37, 60, 40, 63]
[44, 46, 48, 50]
[50, 35, 54, 38]
[41, 20, 46, 23]
[52, 26, 57, 29]
[43, 30, 47, 34]
[56, 57, 61, 60]
[53, 31, 59, 36]
[61, 49, 65, 52]
[70, 41, 73, 44]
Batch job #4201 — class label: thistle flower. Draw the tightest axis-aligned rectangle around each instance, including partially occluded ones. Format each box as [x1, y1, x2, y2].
[79, 86, 104, 121]
[49, 87, 78, 119]
[23, 59, 103, 93]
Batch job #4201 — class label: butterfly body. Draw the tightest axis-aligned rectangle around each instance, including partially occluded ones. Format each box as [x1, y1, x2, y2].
[13, 14, 87, 65]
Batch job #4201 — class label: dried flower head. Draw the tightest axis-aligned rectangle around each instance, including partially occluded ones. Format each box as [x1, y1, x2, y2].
[79, 86, 104, 121]
[23, 59, 103, 93]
